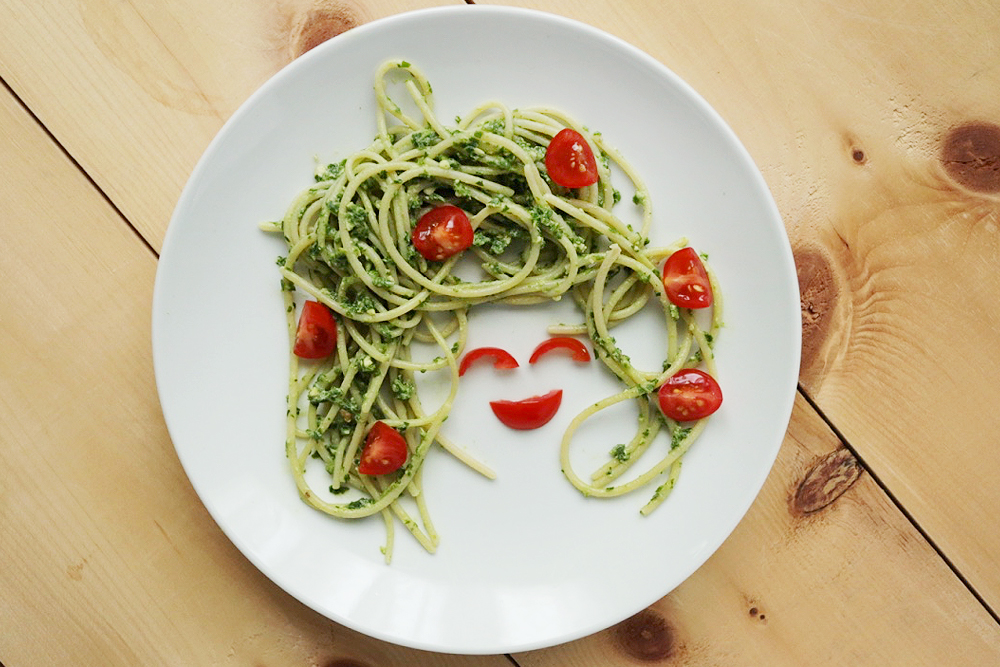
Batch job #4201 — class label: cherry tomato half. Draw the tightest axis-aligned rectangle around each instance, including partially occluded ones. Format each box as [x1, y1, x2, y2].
[412, 205, 474, 261]
[529, 337, 591, 364]
[657, 369, 722, 421]
[459, 347, 519, 376]
[545, 128, 599, 188]
[358, 421, 408, 475]
[662, 247, 713, 309]
[490, 389, 563, 430]
[293, 300, 338, 359]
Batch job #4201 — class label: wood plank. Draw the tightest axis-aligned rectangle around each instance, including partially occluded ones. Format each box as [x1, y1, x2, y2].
[0, 0, 457, 253]
[3, 0, 999, 663]
[476, 0, 1000, 617]
[0, 83, 508, 667]
[514, 395, 1000, 665]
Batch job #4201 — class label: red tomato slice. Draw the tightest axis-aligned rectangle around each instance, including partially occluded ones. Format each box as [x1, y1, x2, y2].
[293, 300, 337, 359]
[662, 247, 713, 309]
[358, 421, 408, 475]
[458, 347, 519, 376]
[412, 205, 474, 261]
[657, 369, 722, 421]
[545, 128, 599, 188]
[490, 389, 563, 430]
[529, 337, 591, 364]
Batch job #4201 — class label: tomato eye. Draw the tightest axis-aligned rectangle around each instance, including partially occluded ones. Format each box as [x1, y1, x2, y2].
[529, 337, 591, 364]
[459, 347, 519, 376]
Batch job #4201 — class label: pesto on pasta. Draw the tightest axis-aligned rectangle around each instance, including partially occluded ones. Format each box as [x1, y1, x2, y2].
[261, 60, 722, 562]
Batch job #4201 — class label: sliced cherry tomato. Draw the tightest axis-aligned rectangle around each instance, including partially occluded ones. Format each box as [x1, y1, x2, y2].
[662, 247, 713, 309]
[657, 369, 723, 421]
[412, 205, 474, 261]
[293, 300, 337, 359]
[490, 389, 563, 430]
[545, 128, 599, 188]
[459, 347, 519, 376]
[529, 337, 591, 364]
[358, 421, 408, 475]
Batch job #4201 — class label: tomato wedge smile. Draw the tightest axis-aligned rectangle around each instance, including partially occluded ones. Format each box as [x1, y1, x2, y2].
[490, 389, 563, 430]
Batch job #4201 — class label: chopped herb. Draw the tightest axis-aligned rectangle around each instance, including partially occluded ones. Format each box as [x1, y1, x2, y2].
[316, 159, 346, 182]
[411, 129, 439, 149]
[354, 354, 378, 375]
[530, 205, 562, 238]
[390, 375, 415, 401]
[346, 292, 379, 316]
[671, 426, 692, 450]
[610, 444, 630, 463]
[344, 203, 368, 228]
[369, 271, 395, 289]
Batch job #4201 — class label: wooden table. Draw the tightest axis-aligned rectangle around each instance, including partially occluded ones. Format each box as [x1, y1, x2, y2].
[3, 1, 999, 664]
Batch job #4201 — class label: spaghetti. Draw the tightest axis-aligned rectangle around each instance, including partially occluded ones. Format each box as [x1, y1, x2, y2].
[262, 60, 722, 561]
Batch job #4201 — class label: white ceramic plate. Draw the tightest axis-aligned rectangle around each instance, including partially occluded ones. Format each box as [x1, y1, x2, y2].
[153, 5, 799, 655]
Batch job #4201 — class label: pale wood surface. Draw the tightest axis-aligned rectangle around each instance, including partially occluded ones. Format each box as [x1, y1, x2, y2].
[2, 0, 999, 665]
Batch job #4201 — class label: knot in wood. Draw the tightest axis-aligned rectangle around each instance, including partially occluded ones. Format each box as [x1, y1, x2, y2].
[291, 2, 360, 59]
[792, 447, 861, 515]
[942, 122, 1000, 193]
[322, 660, 369, 667]
[612, 608, 678, 662]
[794, 246, 837, 379]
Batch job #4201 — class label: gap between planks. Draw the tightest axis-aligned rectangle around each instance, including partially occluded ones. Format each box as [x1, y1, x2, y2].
[0, 74, 159, 261]
[797, 384, 1000, 628]
[12, 37, 995, 658]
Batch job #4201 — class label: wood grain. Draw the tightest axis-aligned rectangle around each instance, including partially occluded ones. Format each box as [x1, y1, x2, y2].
[514, 396, 1000, 665]
[0, 0, 456, 252]
[0, 84, 506, 667]
[3, 0, 1000, 664]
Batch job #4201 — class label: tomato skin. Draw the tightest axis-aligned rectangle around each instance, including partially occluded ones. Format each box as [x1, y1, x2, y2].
[545, 128, 599, 188]
[293, 300, 337, 359]
[412, 205, 474, 261]
[358, 421, 408, 475]
[490, 389, 563, 430]
[529, 337, 591, 364]
[657, 369, 723, 421]
[459, 347, 519, 376]
[662, 247, 713, 309]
